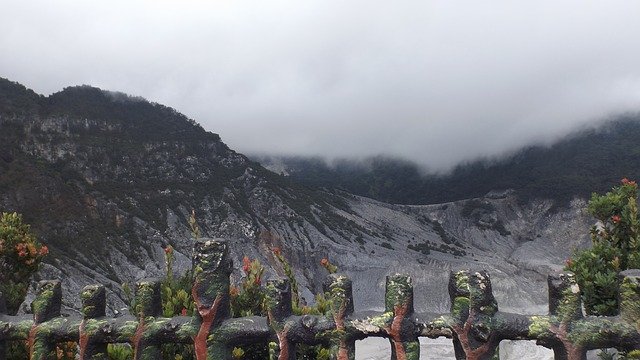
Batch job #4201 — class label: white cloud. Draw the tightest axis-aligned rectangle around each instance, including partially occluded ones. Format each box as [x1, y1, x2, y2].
[2, 1, 640, 170]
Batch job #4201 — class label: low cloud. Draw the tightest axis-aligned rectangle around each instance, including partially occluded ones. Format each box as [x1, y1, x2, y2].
[2, 1, 640, 171]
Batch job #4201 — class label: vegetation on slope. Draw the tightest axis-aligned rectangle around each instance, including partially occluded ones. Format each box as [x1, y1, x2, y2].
[257, 116, 640, 206]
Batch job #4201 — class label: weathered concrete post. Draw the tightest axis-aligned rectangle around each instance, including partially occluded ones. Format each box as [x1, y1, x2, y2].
[618, 270, 640, 354]
[385, 274, 420, 360]
[547, 272, 585, 360]
[78, 284, 107, 359]
[29, 280, 62, 360]
[132, 279, 162, 359]
[449, 270, 500, 360]
[192, 238, 233, 360]
[323, 274, 356, 360]
[265, 278, 295, 360]
[619, 270, 640, 323]
[0, 291, 6, 359]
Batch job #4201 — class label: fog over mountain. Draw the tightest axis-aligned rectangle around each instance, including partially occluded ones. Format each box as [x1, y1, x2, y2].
[2, 1, 640, 170]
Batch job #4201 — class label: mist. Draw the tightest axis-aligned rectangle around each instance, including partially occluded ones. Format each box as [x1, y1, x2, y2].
[2, 1, 640, 171]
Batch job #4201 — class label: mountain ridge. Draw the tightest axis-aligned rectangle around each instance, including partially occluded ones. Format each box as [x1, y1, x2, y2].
[0, 78, 591, 320]
[254, 116, 640, 206]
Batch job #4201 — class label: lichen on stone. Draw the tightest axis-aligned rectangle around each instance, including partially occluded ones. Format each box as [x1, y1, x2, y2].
[528, 315, 553, 339]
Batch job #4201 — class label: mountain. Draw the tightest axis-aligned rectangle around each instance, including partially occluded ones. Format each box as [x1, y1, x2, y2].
[0, 78, 592, 320]
[254, 117, 640, 207]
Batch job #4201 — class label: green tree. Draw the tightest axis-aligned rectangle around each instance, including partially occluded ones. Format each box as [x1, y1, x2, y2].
[0, 212, 49, 359]
[0, 212, 48, 314]
[566, 178, 640, 316]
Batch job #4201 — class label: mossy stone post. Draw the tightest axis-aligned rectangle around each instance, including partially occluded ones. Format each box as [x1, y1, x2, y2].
[323, 274, 355, 360]
[449, 270, 499, 360]
[547, 272, 585, 360]
[385, 274, 419, 360]
[131, 279, 162, 360]
[0, 291, 6, 358]
[619, 270, 640, 323]
[79, 284, 107, 360]
[29, 280, 62, 360]
[265, 278, 295, 360]
[618, 270, 640, 354]
[192, 238, 233, 360]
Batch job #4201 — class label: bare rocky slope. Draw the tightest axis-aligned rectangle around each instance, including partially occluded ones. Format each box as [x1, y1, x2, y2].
[0, 78, 592, 320]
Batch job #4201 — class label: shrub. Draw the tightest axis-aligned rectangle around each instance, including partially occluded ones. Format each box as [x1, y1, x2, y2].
[0, 212, 52, 359]
[566, 178, 640, 316]
[0, 212, 48, 313]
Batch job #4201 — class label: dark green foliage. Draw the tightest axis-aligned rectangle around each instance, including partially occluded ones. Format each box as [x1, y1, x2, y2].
[407, 243, 430, 255]
[0, 212, 49, 359]
[408, 240, 466, 257]
[568, 242, 621, 315]
[566, 179, 640, 316]
[0, 212, 48, 314]
[231, 257, 265, 318]
[107, 344, 134, 360]
[44, 85, 217, 142]
[230, 257, 269, 359]
[461, 199, 495, 218]
[432, 221, 456, 244]
[380, 241, 394, 250]
[0, 77, 42, 115]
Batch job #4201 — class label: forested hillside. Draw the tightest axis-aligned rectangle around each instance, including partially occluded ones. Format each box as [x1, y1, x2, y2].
[255, 117, 640, 206]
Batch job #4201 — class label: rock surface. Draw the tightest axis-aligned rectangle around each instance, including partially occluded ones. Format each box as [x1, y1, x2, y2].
[0, 81, 595, 360]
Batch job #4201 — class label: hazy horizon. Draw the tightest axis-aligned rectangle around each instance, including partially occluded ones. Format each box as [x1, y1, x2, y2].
[3, 1, 640, 171]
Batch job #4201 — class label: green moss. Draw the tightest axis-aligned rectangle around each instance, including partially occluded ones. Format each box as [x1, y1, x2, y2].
[367, 312, 394, 328]
[452, 297, 470, 320]
[138, 345, 161, 359]
[31, 288, 55, 318]
[627, 350, 640, 359]
[620, 275, 640, 322]
[556, 278, 581, 322]
[479, 303, 498, 315]
[144, 317, 170, 335]
[193, 265, 203, 276]
[429, 316, 451, 331]
[568, 318, 637, 347]
[175, 321, 198, 340]
[84, 318, 109, 334]
[29, 322, 60, 359]
[317, 328, 347, 343]
[454, 271, 470, 293]
[263, 281, 280, 310]
[404, 340, 420, 360]
[385, 275, 412, 311]
[6, 318, 33, 338]
[528, 316, 553, 338]
[119, 320, 139, 339]
[134, 281, 160, 318]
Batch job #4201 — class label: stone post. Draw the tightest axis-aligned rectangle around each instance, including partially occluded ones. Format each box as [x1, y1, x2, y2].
[619, 270, 640, 323]
[547, 272, 585, 360]
[132, 279, 162, 360]
[29, 280, 62, 360]
[323, 274, 356, 360]
[192, 238, 233, 360]
[79, 284, 107, 359]
[0, 290, 6, 359]
[449, 270, 500, 360]
[385, 274, 420, 360]
[617, 269, 640, 354]
[265, 278, 295, 360]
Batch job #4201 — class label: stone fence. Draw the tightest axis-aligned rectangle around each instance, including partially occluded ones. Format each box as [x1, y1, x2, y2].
[1, 238, 640, 360]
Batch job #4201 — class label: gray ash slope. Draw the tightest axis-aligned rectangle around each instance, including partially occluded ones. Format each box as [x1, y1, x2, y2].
[0, 78, 591, 315]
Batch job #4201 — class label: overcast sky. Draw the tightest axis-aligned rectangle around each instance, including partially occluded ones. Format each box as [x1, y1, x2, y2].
[2, 1, 640, 171]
